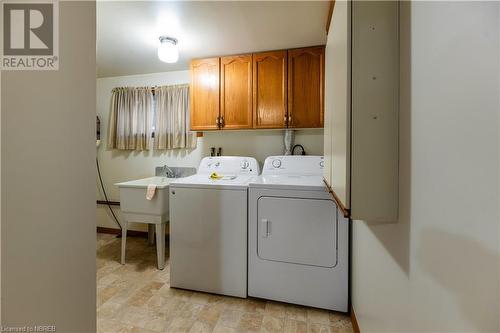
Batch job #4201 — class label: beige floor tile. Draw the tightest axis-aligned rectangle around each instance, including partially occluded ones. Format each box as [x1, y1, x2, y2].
[190, 292, 214, 304]
[221, 297, 247, 312]
[189, 321, 215, 333]
[284, 305, 307, 322]
[216, 309, 244, 329]
[142, 316, 170, 332]
[97, 318, 130, 333]
[98, 301, 124, 321]
[98, 285, 121, 307]
[97, 262, 122, 280]
[96, 234, 352, 333]
[244, 299, 267, 314]
[98, 272, 121, 288]
[307, 323, 333, 333]
[147, 294, 184, 317]
[179, 302, 205, 320]
[118, 305, 149, 327]
[306, 309, 331, 325]
[283, 319, 307, 333]
[265, 302, 286, 319]
[167, 317, 196, 332]
[127, 281, 164, 307]
[330, 325, 353, 332]
[106, 281, 143, 305]
[197, 303, 225, 325]
[212, 325, 236, 333]
[159, 286, 194, 301]
[206, 294, 226, 304]
[237, 313, 264, 332]
[120, 326, 159, 333]
[308, 323, 353, 333]
[328, 313, 351, 328]
[261, 315, 284, 333]
[152, 267, 171, 283]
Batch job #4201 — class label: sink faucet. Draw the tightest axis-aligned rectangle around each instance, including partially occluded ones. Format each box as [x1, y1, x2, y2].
[162, 165, 175, 178]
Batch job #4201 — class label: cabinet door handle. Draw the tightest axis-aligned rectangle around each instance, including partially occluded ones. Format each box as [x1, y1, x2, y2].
[284, 115, 288, 126]
[216, 116, 220, 127]
[220, 116, 225, 128]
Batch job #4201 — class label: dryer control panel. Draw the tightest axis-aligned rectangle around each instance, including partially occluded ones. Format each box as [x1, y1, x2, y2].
[262, 156, 324, 176]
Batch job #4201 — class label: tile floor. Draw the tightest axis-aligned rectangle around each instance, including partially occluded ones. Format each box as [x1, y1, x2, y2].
[97, 233, 353, 333]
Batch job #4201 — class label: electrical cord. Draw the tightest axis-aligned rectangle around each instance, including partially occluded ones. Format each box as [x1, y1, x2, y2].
[96, 157, 122, 232]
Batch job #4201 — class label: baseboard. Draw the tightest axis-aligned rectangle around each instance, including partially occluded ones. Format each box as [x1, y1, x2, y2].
[351, 306, 361, 333]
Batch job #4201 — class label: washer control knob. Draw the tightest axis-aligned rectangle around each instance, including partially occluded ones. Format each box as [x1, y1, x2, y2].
[272, 159, 282, 168]
[319, 161, 324, 168]
[241, 160, 249, 169]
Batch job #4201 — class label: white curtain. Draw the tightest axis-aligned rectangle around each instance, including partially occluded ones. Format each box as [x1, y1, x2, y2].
[154, 84, 197, 150]
[107, 87, 153, 150]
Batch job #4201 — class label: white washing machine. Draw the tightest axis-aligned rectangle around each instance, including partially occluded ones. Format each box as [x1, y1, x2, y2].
[169, 156, 259, 298]
[248, 155, 349, 311]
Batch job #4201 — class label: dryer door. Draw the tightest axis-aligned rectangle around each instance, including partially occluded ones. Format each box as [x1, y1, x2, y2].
[257, 196, 337, 268]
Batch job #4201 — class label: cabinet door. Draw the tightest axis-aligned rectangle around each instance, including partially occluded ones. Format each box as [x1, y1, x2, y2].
[253, 51, 287, 129]
[288, 46, 325, 128]
[220, 55, 253, 129]
[325, 0, 351, 216]
[190, 58, 220, 130]
[350, 1, 399, 221]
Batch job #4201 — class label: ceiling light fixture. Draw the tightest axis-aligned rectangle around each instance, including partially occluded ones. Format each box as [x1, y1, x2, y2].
[158, 36, 179, 63]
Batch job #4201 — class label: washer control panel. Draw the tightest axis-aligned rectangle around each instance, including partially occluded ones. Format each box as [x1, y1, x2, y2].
[199, 156, 259, 175]
[241, 160, 250, 169]
[263, 155, 324, 176]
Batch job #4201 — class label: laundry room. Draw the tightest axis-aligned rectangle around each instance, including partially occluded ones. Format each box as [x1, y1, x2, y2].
[96, 2, 339, 332]
[93, 0, 403, 331]
[3, 0, 500, 332]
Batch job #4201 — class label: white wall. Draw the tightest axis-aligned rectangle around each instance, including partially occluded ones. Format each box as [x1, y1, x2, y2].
[97, 71, 324, 231]
[352, 2, 500, 332]
[0, 59, 2, 326]
[1, 2, 96, 330]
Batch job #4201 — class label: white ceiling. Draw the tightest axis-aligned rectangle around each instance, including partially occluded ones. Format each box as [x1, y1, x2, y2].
[97, 1, 329, 78]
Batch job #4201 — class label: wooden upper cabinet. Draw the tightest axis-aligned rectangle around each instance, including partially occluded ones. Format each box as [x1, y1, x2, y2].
[190, 58, 220, 130]
[190, 46, 324, 131]
[220, 55, 253, 129]
[253, 51, 287, 129]
[288, 46, 325, 128]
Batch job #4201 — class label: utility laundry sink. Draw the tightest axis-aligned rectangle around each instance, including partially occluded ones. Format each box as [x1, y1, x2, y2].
[115, 177, 173, 270]
[115, 166, 196, 220]
[115, 167, 196, 270]
[115, 177, 173, 221]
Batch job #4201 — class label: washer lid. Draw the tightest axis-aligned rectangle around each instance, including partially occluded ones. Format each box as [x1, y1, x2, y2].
[170, 174, 257, 190]
[249, 175, 327, 191]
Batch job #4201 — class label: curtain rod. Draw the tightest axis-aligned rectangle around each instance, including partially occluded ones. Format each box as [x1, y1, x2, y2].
[111, 84, 189, 94]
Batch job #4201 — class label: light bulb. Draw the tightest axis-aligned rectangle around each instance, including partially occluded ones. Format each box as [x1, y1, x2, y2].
[158, 36, 179, 63]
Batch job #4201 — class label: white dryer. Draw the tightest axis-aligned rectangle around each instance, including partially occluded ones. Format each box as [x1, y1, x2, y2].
[248, 155, 348, 311]
[169, 156, 259, 298]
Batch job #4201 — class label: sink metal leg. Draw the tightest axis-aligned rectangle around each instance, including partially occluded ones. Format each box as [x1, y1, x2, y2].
[148, 224, 155, 245]
[121, 221, 128, 265]
[155, 223, 165, 270]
